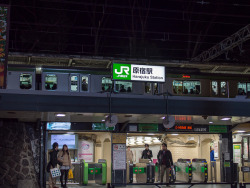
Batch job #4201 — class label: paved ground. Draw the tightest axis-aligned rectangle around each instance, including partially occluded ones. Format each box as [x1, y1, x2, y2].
[47, 184, 235, 188]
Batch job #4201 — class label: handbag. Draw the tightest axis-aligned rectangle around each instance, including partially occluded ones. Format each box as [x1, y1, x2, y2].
[68, 169, 73, 179]
[50, 168, 61, 178]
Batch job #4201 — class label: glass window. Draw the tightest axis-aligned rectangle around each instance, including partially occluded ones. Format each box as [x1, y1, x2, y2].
[173, 80, 201, 95]
[238, 82, 247, 95]
[115, 81, 132, 93]
[154, 83, 159, 95]
[247, 83, 250, 92]
[45, 74, 57, 90]
[220, 81, 227, 96]
[145, 82, 152, 94]
[70, 76, 78, 91]
[212, 81, 218, 95]
[20, 74, 32, 89]
[81, 76, 88, 91]
[102, 77, 112, 92]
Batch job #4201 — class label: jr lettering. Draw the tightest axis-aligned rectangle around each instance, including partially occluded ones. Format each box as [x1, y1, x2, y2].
[115, 66, 130, 75]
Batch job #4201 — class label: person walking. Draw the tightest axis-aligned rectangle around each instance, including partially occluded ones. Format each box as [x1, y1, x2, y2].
[157, 146, 163, 182]
[58, 144, 72, 188]
[48, 142, 60, 188]
[141, 144, 153, 160]
[126, 146, 134, 163]
[158, 143, 173, 187]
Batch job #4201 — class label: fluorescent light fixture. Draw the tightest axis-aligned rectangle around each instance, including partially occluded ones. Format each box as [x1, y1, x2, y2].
[236, 130, 246, 133]
[137, 137, 143, 141]
[209, 122, 213, 124]
[221, 117, 231, 121]
[153, 139, 161, 143]
[145, 137, 152, 141]
[171, 134, 179, 136]
[56, 113, 66, 117]
[144, 141, 152, 144]
[161, 117, 166, 119]
[102, 119, 105, 122]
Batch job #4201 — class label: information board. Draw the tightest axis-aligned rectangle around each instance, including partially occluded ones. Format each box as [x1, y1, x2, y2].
[233, 144, 241, 164]
[243, 137, 248, 160]
[112, 144, 126, 170]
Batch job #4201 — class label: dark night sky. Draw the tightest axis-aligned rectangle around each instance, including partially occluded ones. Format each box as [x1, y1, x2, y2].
[5, 0, 250, 63]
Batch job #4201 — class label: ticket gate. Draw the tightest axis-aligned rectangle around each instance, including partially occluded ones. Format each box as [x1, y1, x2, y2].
[128, 162, 155, 183]
[191, 158, 208, 183]
[81, 159, 107, 185]
[174, 159, 192, 183]
[155, 164, 176, 183]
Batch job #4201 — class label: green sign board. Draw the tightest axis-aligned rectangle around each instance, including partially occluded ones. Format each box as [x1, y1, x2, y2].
[138, 124, 158, 132]
[92, 123, 114, 131]
[209, 125, 228, 133]
[112, 63, 165, 82]
[112, 63, 131, 80]
[224, 162, 230, 167]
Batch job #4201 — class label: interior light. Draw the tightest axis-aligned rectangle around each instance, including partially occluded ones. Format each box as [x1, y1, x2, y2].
[161, 117, 166, 119]
[236, 130, 246, 133]
[153, 139, 161, 143]
[209, 122, 213, 124]
[171, 134, 179, 136]
[221, 118, 231, 121]
[56, 114, 66, 117]
[145, 137, 152, 141]
[102, 119, 105, 122]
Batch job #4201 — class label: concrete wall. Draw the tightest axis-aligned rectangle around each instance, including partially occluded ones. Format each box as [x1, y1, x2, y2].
[0, 120, 39, 188]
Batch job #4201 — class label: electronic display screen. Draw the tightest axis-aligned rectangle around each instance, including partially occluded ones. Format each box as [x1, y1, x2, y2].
[47, 122, 71, 130]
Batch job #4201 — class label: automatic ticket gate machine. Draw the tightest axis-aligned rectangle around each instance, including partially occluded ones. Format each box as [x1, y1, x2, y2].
[82, 159, 107, 185]
[154, 164, 176, 183]
[174, 159, 192, 183]
[191, 158, 208, 183]
[129, 162, 155, 183]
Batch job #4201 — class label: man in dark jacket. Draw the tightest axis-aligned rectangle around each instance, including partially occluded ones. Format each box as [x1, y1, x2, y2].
[141, 144, 153, 159]
[158, 143, 173, 187]
[48, 142, 59, 188]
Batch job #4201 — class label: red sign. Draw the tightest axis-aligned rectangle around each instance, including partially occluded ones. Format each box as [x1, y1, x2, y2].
[175, 125, 193, 130]
[182, 75, 191, 78]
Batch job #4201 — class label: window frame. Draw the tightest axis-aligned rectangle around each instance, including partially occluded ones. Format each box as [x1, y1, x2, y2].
[19, 73, 32, 90]
[45, 74, 58, 91]
[172, 80, 201, 95]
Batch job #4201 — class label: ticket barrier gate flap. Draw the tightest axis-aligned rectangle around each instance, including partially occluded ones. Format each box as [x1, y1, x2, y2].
[174, 160, 192, 183]
[95, 162, 107, 185]
[192, 159, 208, 183]
[129, 163, 155, 183]
[83, 162, 88, 185]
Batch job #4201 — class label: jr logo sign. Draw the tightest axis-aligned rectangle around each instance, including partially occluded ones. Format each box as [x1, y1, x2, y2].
[113, 63, 131, 80]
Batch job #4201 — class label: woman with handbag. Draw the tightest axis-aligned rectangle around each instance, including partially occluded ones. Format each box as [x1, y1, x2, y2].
[58, 144, 72, 188]
[48, 142, 60, 188]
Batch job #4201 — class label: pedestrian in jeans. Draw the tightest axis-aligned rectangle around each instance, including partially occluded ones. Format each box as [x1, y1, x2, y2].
[58, 144, 72, 188]
[158, 143, 173, 187]
[49, 142, 60, 188]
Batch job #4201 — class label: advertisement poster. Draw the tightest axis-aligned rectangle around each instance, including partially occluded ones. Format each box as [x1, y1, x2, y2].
[113, 144, 126, 170]
[51, 134, 76, 149]
[243, 138, 248, 160]
[233, 144, 241, 164]
[0, 5, 9, 88]
[214, 142, 219, 159]
[78, 140, 94, 162]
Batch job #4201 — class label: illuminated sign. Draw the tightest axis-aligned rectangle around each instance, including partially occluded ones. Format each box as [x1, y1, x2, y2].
[175, 125, 193, 130]
[175, 116, 192, 121]
[112, 63, 165, 82]
[47, 122, 71, 130]
[182, 75, 191, 78]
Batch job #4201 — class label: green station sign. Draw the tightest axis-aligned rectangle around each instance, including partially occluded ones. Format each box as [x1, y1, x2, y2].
[138, 124, 158, 132]
[92, 123, 114, 131]
[209, 125, 228, 133]
[112, 63, 165, 82]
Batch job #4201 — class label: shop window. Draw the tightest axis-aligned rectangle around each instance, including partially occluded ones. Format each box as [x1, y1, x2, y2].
[238, 82, 247, 95]
[211, 81, 218, 95]
[70, 76, 78, 91]
[81, 76, 88, 91]
[102, 77, 112, 92]
[115, 81, 132, 93]
[20, 74, 32, 89]
[145, 82, 152, 94]
[220, 81, 227, 96]
[45, 74, 57, 90]
[173, 80, 201, 95]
